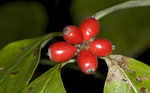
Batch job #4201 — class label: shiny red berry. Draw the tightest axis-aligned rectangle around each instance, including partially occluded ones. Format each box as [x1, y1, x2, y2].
[63, 25, 83, 44]
[89, 39, 112, 57]
[77, 49, 98, 74]
[80, 17, 100, 42]
[48, 42, 77, 62]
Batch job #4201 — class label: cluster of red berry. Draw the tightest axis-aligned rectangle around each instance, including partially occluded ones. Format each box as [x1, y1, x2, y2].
[48, 17, 112, 74]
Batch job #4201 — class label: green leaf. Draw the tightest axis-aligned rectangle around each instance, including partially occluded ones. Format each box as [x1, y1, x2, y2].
[71, 0, 150, 56]
[0, 2, 47, 48]
[103, 55, 150, 93]
[0, 32, 61, 93]
[21, 64, 66, 93]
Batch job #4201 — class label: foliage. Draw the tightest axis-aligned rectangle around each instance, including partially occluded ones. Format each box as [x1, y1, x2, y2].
[0, 0, 150, 93]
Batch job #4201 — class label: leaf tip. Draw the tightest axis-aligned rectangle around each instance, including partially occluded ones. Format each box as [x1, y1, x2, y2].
[140, 87, 149, 93]
[11, 71, 19, 75]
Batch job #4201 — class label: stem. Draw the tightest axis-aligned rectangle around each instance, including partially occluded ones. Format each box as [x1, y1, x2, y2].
[41, 32, 62, 48]
[93, 0, 150, 20]
[61, 59, 76, 68]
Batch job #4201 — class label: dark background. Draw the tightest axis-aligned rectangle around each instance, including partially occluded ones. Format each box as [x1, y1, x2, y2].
[0, 0, 150, 93]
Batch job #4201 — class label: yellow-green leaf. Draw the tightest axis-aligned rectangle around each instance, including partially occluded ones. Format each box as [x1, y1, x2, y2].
[103, 55, 150, 93]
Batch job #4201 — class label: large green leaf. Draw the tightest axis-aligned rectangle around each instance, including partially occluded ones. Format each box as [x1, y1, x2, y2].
[71, 0, 150, 56]
[0, 32, 61, 93]
[103, 55, 150, 93]
[21, 64, 66, 93]
[0, 2, 47, 48]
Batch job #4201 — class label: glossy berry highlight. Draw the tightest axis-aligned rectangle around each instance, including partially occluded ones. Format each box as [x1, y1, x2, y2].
[63, 25, 83, 44]
[89, 38, 112, 57]
[48, 42, 76, 62]
[77, 49, 98, 74]
[80, 17, 100, 42]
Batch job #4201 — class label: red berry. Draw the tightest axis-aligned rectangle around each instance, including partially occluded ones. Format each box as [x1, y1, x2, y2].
[89, 39, 112, 57]
[80, 17, 100, 42]
[77, 49, 98, 74]
[48, 42, 77, 62]
[63, 25, 83, 44]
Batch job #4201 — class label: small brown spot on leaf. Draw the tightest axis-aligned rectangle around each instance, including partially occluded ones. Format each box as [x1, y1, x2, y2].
[136, 76, 142, 83]
[28, 87, 32, 92]
[122, 78, 127, 82]
[140, 87, 148, 93]
[20, 47, 25, 51]
[33, 49, 39, 56]
[11, 71, 19, 75]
